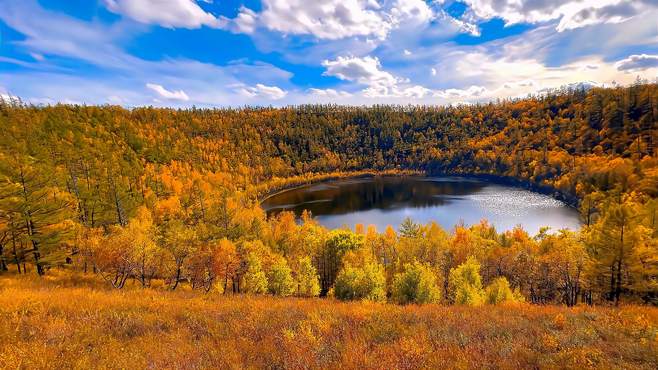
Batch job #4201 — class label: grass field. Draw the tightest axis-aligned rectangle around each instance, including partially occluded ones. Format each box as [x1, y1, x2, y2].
[1, 273, 657, 369]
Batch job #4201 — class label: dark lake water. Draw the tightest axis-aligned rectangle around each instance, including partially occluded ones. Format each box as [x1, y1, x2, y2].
[261, 176, 581, 234]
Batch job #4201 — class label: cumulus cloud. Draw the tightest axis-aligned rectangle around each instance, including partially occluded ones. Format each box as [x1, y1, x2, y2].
[239, 84, 288, 100]
[322, 56, 400, 88]
[228, 6, 258, 33]
[146, 83, 190, 101]
[461, 0, 658, 32]
[321, 55, 432, 99]
[103, 0, 223, 28]
[615, 54, 658, 72]
[230, 0, 433, 40]
[388, 0, 434, 26]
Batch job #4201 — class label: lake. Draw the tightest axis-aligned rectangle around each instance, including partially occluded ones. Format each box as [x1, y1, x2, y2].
[261, 176, 581, 234]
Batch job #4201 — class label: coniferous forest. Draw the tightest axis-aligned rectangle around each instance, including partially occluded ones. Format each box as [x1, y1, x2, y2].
[1, 84, 658, 368]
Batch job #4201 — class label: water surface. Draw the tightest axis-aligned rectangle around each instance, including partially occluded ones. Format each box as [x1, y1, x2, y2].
[261, 176, 581, 234]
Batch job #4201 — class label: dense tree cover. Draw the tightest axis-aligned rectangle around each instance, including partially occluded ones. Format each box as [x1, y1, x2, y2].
[1, 83, 657, 305]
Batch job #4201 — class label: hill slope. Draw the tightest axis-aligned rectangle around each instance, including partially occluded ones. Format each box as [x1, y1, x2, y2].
[1, 274, 657, 369]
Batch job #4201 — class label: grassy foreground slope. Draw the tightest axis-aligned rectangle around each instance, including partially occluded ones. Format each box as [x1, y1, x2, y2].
[1, 274, 657, 369]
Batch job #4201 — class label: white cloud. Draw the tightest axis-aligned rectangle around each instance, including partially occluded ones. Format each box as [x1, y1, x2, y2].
[615, 54, 658, 72]
[308, 88, 353, 98]
[29, 53, 45, 61]
[435, 85, 487, 99]
[322, 56, 400, 88]
[231, 0, 434, 40]
[556, 1, 656, 32]
[228, 6, 258, 33]
[363, 84, 433, 98]
[388, 0, 434, 26]
[146, 83, 190, 101]
[431, 52, 658, 102]
[239, 84, 288, 100]
[322, 55, 434, 99]
[0, 1, 295, 107]
[103, 0, 223, 29]
[4, 0, 658, 108]
[443, 11, 480, 36]
[462, 0, 658, 32]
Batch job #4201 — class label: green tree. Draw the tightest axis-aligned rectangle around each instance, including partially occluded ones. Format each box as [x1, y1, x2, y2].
[242, 252, 268, 294]
[334, 262, 386, 302]
[318, 229, 364, 295]
[399, 217, 422, 238]
[296, 256, 320, 297]
[268, 257, 295, 296]
[392, 261, 441, 305]
[586, 199, 651, 304]
[448, 256, 485, 305]
[485, 277, 524, 304]
[0, 156, 74, 275]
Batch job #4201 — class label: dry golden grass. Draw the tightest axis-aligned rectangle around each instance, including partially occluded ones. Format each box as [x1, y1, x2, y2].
[1, 272, 657, 369]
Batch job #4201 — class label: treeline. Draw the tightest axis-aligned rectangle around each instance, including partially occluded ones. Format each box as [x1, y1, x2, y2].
[0, 83, 657, 305]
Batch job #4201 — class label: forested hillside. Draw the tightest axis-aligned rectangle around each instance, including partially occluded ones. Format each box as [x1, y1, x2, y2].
[1, 83, 657, 306]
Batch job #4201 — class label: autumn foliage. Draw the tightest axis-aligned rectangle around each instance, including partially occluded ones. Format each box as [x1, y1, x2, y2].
[0, 274, 657, 369]
[0, 83, 658, 366]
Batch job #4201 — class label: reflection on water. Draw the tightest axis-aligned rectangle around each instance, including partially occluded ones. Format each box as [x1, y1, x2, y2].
[261, 176, 581, 234]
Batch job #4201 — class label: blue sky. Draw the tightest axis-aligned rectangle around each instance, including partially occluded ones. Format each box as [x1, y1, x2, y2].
[1, 0, 657, 107]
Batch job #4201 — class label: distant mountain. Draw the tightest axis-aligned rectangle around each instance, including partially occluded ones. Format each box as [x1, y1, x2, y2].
[537, 81, 601, 96]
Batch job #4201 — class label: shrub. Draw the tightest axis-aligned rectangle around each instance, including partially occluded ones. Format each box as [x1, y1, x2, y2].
[485, 277, 525, 304]
[334, 262, 386, 302]
[392, 261, 441, 304]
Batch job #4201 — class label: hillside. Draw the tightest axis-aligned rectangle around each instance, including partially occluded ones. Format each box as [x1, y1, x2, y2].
[1, 274, 657, 369]
[0, 84, 657, 307]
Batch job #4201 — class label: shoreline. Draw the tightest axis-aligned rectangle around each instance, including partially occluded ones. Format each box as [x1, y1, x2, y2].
[258, 170, 580, 210]
[256, 169, 422, 203]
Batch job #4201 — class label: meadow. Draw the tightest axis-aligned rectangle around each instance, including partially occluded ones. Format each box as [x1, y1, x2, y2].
[1, 272, 657, 369]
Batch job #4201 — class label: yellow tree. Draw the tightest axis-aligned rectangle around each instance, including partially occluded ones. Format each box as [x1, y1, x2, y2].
[127, 207, 163, 288]
[392, 261, 441, 305]
[212, 238, 240, 294]
[295, 256, 320, 297]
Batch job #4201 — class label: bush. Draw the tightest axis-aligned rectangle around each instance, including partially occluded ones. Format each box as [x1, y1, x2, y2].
[485, 277, 524, 304]
[334, 262, 386, 302]
[392, 261, 441, 304]
[449, 256, 485, 305]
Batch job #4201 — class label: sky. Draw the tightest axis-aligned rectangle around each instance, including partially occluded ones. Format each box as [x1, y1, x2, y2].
[0, 0, 657, 107]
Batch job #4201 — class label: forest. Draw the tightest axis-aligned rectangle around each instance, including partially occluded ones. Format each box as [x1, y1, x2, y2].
[0, 82, 657, 308]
